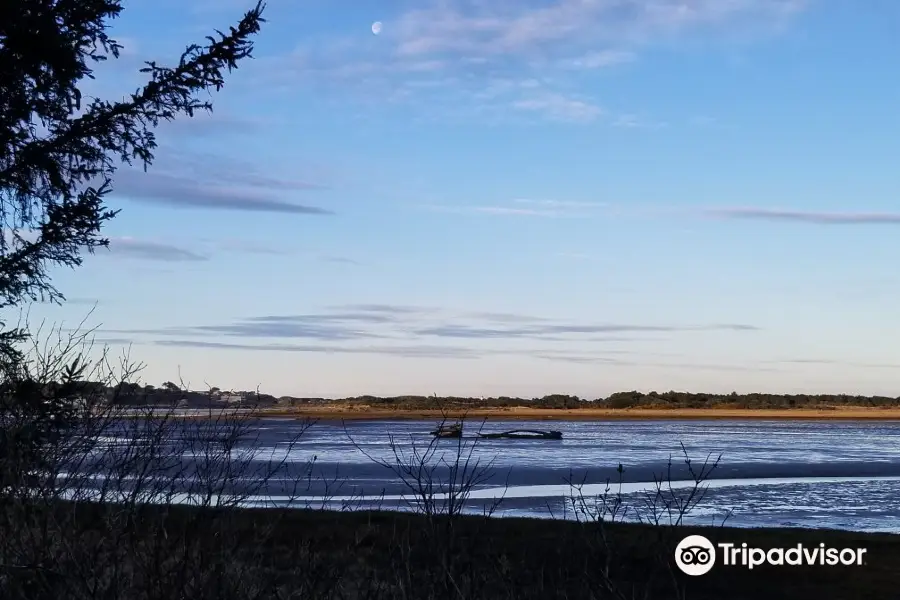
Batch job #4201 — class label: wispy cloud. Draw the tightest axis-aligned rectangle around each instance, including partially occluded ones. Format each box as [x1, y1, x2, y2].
[338, 304, 438, 316]
[110, 149, 332, 215]
[611, 114, 667, 129]
[321, 255, 363, 266]
[192, 239, 359, 262]
[151, 338, 778, 370]
[564, 50, 636, 69]
[766, 358, 900, 369]
[104, 237, 209, 262]
[473, 78, 544, 100]
[414, 322, 757, 340]
[392, 0, 802, 60]
[159, 111, 266, 137]
[471, 206, 568, 217]
[512, 92, 604, 122]
[92, 337, 137, 346]
[463, 310, 550, 324]
[154, 339, 480, 359]
[427, 198, 609, 218]
[103, 305, 759, 358]
[91, 237, 361, 265]
[113, 170, 331, 215]
[206, 238, 294, 256]
[637, 360, 782, 373]
[190, 316, 388, 342]
[705, 207, 900, 224]
[532, 353, 781, 372]
[515, 199, 608, 209]
[94, 233, 352, 265]
[249, 0, 804, 123]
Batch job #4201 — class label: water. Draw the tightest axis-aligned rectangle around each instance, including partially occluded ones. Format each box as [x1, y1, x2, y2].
[69, 418, 900, 533]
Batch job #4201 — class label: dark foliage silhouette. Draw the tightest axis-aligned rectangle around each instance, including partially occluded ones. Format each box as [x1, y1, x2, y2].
[0, 0, 265, 309]
[0, 0, 267, 480]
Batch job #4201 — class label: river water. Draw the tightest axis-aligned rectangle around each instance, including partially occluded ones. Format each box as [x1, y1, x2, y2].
[77, 418, 900, 533]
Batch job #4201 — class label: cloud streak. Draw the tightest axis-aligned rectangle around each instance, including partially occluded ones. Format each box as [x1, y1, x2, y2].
[154, 339, 480, 359]
[109, 148, 332, 215]
[471, 206, 570, 217]
[565, 50, 636, 69]
[95, 235, 309, 263]
[105, 305, 760, 357]
[706, 207, 900, 225]
[190, 316, 389, 342]
[338, 304, 438, 316]
[393, 0, 802, 60]
[532, 353, 781, 372]
[146, 339, 777, 370]
[767, 358, 900, 369]
[512, 93, 604, 122]
[104, 237, 209, 262]
[159, 111, 266, 138]
[414, 322, 757, 340]
[427, 198, 610, 218]
[321, 255, 363, 266]
[113, 170, 332, 215]
[206, 238, 294, 256]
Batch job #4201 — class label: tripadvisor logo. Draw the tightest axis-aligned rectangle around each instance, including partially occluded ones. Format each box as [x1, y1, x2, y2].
[675, 535, 867, 575]
[675, 535, 717, 576]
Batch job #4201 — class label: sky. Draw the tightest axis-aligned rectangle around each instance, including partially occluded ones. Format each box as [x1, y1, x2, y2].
[22, 0, 900, 398]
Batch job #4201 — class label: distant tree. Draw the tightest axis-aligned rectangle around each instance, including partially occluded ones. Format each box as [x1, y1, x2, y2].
[161, 381, 180, 393]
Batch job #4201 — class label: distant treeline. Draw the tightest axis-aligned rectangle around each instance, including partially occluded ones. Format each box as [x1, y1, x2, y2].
[66, 383, 900, 410]
[304, 391, 900, 410]
[599, 390, 900, 409]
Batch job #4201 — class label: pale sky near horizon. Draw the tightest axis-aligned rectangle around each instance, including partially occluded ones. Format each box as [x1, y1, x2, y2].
[22, 0, 900, 399]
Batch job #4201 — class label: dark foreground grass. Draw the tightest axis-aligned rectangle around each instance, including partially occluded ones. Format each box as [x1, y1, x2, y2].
[7, 501, 898, 600]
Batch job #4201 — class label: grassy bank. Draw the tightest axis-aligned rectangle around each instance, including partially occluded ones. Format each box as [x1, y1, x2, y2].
[10, 502, 898, 600]
[250, 405, 900, 421]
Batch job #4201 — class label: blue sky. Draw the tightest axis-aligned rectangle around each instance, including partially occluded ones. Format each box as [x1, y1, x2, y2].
[27, 0, 900, 398]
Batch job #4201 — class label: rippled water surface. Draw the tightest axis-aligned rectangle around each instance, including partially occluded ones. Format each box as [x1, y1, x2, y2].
[89, 418, 900, 532]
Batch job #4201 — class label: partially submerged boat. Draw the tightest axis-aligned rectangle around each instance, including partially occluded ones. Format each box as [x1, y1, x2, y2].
[430, 422, 463, 438]
[476, 429, 563, 440]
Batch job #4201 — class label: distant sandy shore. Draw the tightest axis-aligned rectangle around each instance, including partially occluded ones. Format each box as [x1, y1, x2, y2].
[254, 405, 900, 422]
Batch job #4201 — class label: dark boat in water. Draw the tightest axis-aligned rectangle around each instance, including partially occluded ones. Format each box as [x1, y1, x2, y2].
[476, 429, 563, 440]
[430, 423, 463, 438]
[430, 424, 562, 440]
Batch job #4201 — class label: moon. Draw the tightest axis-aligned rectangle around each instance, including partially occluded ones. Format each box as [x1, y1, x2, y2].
[371, 21, 382, 35]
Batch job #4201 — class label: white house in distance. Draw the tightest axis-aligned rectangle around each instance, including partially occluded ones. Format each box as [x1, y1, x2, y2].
[207, 388, 248, 404]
